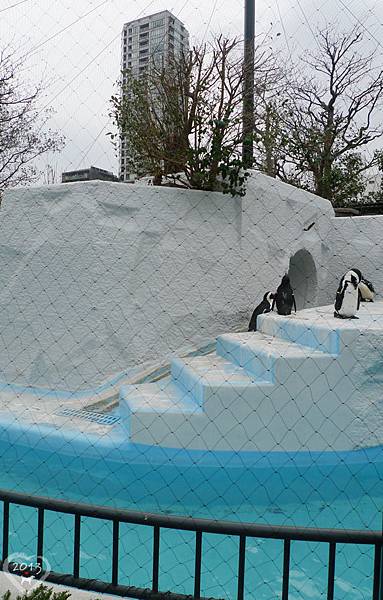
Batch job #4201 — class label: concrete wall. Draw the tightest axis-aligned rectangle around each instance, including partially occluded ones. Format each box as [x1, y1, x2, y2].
[326, 215, 383, 298]
[0, 173, 334, 391]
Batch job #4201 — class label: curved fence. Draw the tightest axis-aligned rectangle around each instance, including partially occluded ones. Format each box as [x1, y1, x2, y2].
[0, 488, 382, 600]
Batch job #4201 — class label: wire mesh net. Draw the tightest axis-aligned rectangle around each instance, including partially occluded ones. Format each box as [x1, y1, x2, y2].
[1, 1, 383, 599]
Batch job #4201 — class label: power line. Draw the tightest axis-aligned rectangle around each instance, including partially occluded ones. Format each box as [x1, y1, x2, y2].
[275, 0, 292, 60]
[202, 0, 219, 42]
[337, 0, 383, 52]
[41, 0, 159, 110]
[0, 0, 30, 14]
[295, 0, 321, 51]
[26, 0, 110, 57]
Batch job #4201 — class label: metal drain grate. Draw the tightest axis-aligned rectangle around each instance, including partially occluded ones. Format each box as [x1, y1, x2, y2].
[58, 408, 120, 425]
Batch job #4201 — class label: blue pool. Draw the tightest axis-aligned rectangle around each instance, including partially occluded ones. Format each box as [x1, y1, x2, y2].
[0, 421, 382, 600]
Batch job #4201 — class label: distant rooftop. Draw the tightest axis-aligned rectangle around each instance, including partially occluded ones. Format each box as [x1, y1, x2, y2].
[123, 10, 187, 30]
[62, 166, 119, 184]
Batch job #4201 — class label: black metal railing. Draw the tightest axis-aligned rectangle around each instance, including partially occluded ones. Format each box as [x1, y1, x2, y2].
[0, 488, 382, 600]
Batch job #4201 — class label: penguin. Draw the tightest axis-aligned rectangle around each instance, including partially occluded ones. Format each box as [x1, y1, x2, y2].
[334, 268, 362, 319]
[248, 292, 275, 331]
[271, 275, 297, 316]
[359, 278, 375, 302]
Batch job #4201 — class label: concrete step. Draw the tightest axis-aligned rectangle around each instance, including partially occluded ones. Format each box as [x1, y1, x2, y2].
[119, 381, 205, 446]
[217, 332, 335, 385]
[171, 354, 271, 406]
[116, 304, 383, 451]
[257, 312, 340, 354]
[120, 380, 200, 415]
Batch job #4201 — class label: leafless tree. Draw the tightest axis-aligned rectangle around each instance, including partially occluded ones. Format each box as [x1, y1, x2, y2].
[42, 163, 58, 185]
[0, 47, 64, 199]
[252, 62, 293, 180]
[285, 26, 383, 203]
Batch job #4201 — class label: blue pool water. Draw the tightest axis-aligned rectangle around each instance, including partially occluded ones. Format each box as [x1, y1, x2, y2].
[0, 422, 382, 600]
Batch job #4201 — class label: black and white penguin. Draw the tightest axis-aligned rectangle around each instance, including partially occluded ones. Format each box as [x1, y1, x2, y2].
[359, 278, 375, 302]
[334, 268, 362, 319]
[272, 275, 297, 316]
[248, 292, 275, 331]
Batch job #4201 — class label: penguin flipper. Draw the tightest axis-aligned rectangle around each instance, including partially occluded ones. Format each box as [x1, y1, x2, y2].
[248, 311, 257, 331]
[334, 291, 343, 312]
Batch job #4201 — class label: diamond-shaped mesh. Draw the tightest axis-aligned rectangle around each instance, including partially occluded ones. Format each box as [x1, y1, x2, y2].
[0, 1, 383, 599]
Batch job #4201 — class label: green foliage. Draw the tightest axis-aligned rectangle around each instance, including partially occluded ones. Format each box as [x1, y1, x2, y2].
[366, 150, 383, 203]
[0, 585, 103, 600]
[329, 153, 368, 207]
[1, 584, 71, 600]
[109, 38, 250, 197]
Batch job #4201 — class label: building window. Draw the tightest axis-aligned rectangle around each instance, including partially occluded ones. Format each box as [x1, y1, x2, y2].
[152, 18, 164, 28]
[140, 22, 149, 29]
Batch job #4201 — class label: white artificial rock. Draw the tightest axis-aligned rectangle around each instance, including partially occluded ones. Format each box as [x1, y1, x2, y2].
[2, 172, 383, 453]
[0, 173, 333, 392]
[121, 302, 383, 452]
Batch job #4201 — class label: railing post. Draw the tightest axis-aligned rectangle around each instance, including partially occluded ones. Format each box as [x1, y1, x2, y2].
[237, 535, 246, 600]
[327, 542, 336, 600]
[152, 525, 160, 593]
[2, 501, 9, 563]
[73, 514, 81, 579]
[194, 531, 202, 599]
[373, 544, 382, 600]
[112, 519, 119, 587]
[381, 545, 383, 600]
[282, 539, 291, 600]
[37, 508, 44, 569]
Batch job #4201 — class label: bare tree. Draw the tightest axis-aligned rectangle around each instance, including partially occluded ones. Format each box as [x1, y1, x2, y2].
[0, 47, 64, 198]
[42, 163, 58, 185]
[284, 27, 383, 203]
[110, 37, 269, 196]
[253, 64, 292, 180]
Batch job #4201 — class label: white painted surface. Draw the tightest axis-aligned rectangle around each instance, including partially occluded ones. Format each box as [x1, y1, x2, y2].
[121, 302, 383, 452]
[328, 215, 383, 300]
[2, 172, 383, 453]
[0, 173, 333, 391]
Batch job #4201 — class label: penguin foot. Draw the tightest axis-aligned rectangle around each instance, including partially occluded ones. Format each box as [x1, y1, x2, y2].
[334, 312, 359, 320]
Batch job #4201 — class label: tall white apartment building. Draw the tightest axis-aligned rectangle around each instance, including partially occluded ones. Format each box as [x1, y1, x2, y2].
[120, 11, 190, 181]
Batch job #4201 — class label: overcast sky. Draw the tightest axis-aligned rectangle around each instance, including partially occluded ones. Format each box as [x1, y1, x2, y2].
[1, 0, 383, 181]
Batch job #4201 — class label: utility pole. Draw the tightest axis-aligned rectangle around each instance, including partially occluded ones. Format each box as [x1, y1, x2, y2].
[242, 0, 255, 167]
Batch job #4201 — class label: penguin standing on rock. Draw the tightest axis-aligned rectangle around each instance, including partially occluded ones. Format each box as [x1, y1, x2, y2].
[334, 268, 362, 319]
[248, 292, 275, 331]
[272, 275, 297, 316]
